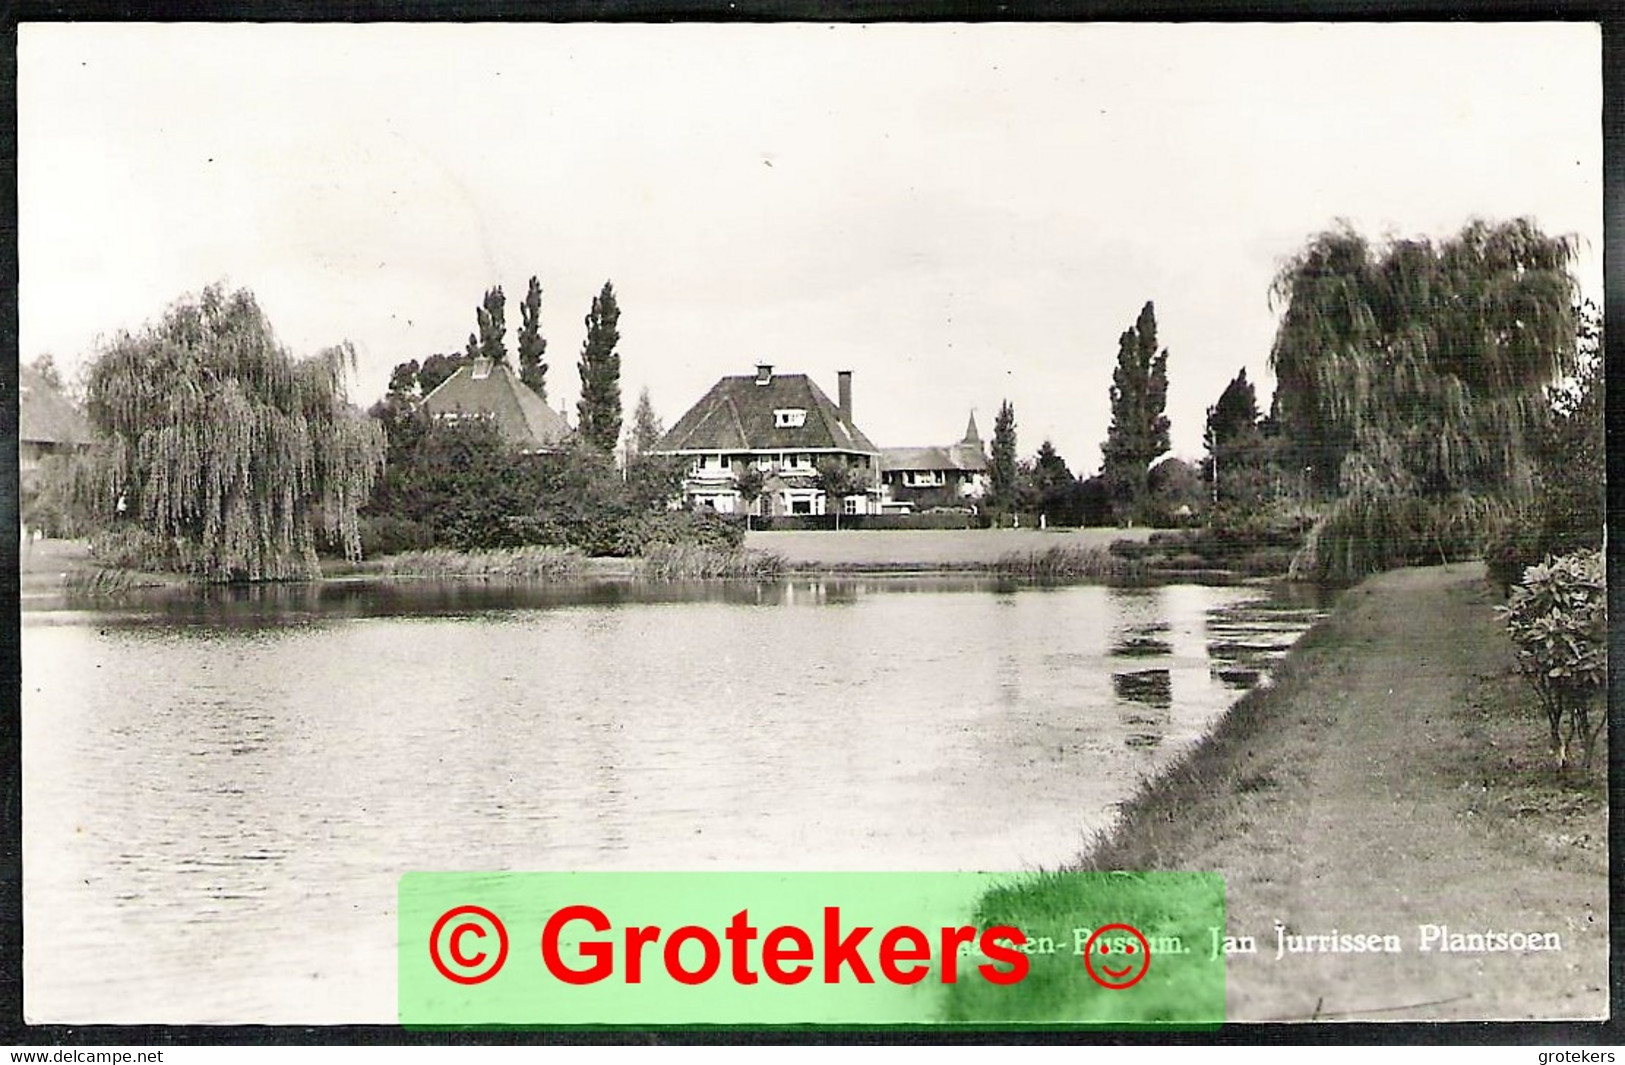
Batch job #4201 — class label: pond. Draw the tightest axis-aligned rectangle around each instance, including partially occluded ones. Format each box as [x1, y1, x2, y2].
[22, 575, 1329, 1023]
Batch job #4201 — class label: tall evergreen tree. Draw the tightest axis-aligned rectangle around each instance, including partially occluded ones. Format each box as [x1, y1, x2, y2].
[623, 389, 685, 511]
[517, 276, 548, 399]
[1029, 439, 1080, 524]
[629, 387, 664, 457]
[1099, 301, 1171, 523]
[988, 399, 1019, 514]
[576, 281, 623, 454]
[476, 286, 507, 364]
[1203, 367, 1260, 500]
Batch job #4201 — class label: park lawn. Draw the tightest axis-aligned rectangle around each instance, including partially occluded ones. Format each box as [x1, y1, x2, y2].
[744, 527, 1154, 568]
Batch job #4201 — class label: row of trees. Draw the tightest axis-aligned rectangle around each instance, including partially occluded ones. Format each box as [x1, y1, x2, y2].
[361, 277, 714, 556]
[979, 395, 1200, 529]
[977, 215, 1598, 561]
[42, 217, 1595, 582]
[383, 277, 627, 456]
[980, 301, 1185, 528]
[42, 272, 697, 577]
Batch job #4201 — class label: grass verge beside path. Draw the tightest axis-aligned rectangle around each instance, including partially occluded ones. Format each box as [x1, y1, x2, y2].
[978, 562, 1606, 1023]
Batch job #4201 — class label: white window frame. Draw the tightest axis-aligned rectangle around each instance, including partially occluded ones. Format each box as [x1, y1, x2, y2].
[774, 408, 808, 428]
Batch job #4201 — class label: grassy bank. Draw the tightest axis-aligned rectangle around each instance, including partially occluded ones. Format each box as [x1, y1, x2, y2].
[987, 544, 1142, 581]
[21, 538, 184, 596]
[638, 543, 785, 580]
[960, 562, 1606, 1022]
[373, 546, 591, 580]
[33, 538, 784, 591]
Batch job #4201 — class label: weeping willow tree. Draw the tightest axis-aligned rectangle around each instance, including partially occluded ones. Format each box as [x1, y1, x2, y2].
[1270, 219, 1581, 583]
[71, 285, 387, 581]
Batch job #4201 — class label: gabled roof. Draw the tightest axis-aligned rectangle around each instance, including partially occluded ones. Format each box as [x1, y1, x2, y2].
[655, 371, 878, 454]
[880, 443, 989, 474]
[421, 359, 571, 451]
[19, 366, 90, 446]
[880, 411, 989, 473]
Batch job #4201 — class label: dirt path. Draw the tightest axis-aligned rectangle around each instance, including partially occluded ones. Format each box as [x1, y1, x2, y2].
[1184, 563, 1609, 1021]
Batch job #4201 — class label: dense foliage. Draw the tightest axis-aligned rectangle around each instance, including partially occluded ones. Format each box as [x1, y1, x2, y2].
[1533, 301, 1604, 556]
[1483, 308, 1602, 590]
[70, 285, 386, 581]
[1499, 549, 1607, 771]
[1024, 440, 1089, 525]
[1145, 457, 1205, 525]
[364, 415, 732, 557]
[1271, 219, 1577, 499]
[1288, 493, 1506, 584]
[1269, 219, 1582, 583]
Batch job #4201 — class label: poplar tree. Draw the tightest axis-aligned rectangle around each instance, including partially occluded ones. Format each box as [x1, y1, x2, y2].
[476, 286, 507, 364]
[988, 399, 1019, 515]
[1099, 301, 1171, 523]
[517, 275, 548, 399]
[576, 281, 623, 454]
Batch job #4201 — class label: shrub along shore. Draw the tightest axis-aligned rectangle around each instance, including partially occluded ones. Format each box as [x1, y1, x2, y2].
[963, 561, 1606, 1023]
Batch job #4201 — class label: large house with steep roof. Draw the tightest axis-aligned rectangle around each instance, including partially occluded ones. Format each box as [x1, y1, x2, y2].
[420, 357, 572, 452]
[652, 363, 881, 516]
[878, 413, 990, 511]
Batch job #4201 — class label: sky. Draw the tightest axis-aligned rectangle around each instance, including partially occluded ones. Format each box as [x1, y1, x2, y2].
[18, 22, 1603, 474]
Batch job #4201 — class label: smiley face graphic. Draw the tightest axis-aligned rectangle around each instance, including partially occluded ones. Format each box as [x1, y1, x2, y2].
[1082, 923, 1152, 989]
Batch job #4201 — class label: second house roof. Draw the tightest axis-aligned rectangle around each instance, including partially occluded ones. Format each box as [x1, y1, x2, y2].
[656, 372, 878, 454]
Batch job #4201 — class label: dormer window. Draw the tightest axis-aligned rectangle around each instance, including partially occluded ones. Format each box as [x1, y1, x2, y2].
[471, 358, 493, 380]
[774, 408, 807, 428]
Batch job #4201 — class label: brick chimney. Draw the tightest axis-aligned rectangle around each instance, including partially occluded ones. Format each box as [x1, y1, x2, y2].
[837, 370, 852, 422]
[755, 363, 773, 385]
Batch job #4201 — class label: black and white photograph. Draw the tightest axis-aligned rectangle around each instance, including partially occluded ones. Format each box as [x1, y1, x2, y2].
[14, 20, 1607, 1032]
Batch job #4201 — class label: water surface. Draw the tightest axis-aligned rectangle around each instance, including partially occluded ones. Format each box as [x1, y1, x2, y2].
[23, 576, 1327, 1022]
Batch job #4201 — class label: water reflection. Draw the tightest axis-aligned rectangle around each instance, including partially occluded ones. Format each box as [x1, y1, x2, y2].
[1113, 669, 1174, 707]
[23, 575, 1325, 1023]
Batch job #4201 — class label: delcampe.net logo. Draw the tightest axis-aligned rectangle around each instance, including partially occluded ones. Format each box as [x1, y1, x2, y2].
[398, 871, 1225, 1027]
